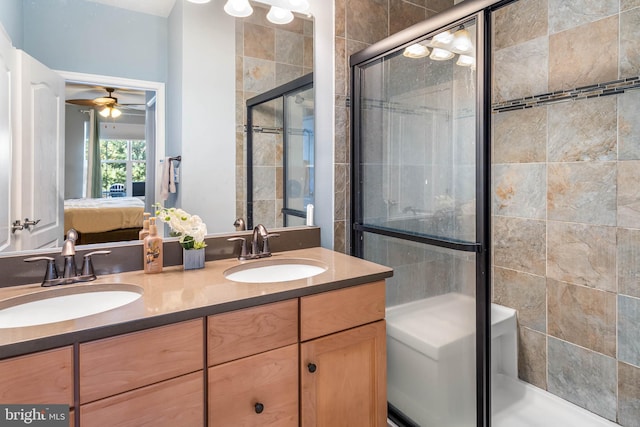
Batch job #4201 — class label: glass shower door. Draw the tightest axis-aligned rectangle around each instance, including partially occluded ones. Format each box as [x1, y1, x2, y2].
[352, 17, 483, 427]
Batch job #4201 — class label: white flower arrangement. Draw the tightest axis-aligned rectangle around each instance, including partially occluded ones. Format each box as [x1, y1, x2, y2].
[154, 204, 207, 250]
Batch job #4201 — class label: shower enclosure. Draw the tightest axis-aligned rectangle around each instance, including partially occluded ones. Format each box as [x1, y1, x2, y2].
[246, 73, 314, 229]
[350, 7, 489, 427]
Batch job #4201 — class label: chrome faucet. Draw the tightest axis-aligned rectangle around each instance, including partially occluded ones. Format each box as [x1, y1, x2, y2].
[228, 224, 279, 261]
[24, 228, 111, 287]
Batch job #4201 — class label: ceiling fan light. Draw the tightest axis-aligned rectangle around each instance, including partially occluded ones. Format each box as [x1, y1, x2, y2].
[110, 107, 122, 118]
[99, 107, 110, 118]
[267, 6, 294, 24]
[456, 54, 475, 67]
[432, 30, 454, 47]
[403, 43, 430, 59]
[223, 0, 253, 17]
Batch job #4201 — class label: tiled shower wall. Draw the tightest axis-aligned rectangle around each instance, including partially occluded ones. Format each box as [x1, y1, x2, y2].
[491, 0, 640, 425]
[235, 6, 313, 225]
[333, 0, 455, 252]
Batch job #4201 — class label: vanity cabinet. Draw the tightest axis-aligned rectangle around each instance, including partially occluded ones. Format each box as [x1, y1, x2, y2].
[0, 346, 74, 423]
[79, 319, 204, 426]
[207, 300, 299, 427]
[300, 281, 387, 427]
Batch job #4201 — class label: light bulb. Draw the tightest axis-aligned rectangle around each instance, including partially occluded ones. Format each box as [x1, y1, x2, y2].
[223, 0, 253, 17]
[432, 30, 454, 46]
[403, 43, 430, 59]
[110, 107, 122, 118]
[99, 107, 110, 118]
[452, 28, 473, 53]
[267, 6, 294, 25]
[429, 47, 454, 61]
[456, 54, 475, 67]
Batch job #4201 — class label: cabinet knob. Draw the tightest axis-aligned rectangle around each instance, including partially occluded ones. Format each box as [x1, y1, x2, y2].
[307, 363, 317, 373]
[254, 402, 264, 414]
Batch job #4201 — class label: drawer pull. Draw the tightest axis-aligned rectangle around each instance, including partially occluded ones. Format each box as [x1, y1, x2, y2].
[255, 402, 264, 414]
[307, 363, 317, 373]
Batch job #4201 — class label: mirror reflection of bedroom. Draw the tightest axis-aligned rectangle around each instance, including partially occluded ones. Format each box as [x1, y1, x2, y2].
[64, 83, 155, 246]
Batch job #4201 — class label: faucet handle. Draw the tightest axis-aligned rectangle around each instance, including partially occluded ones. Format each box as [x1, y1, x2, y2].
[80, 250, 111, 280]
[24, 256, 59, 284]
[262, 233, 280, 255]
[227, 237, 248, 260]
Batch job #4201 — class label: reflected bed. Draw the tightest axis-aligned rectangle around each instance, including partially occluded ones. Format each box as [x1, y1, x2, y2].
[64, 197, 144, 245]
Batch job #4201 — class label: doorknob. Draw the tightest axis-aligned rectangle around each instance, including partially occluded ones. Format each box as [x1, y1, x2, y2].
[23, 218, 41, 231]
[11, 220, 24, 233]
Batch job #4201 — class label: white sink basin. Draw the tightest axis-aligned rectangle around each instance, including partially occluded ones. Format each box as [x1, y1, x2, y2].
[224, 258, 327, 283]
[0, 283, 143, 328]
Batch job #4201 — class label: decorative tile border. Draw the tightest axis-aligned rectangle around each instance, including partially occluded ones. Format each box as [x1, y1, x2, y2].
[492, 76, 640, 113]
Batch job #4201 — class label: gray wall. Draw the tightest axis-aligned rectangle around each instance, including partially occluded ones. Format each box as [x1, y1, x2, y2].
[64, 105, 86, 199]
[0, 0, 22, 48]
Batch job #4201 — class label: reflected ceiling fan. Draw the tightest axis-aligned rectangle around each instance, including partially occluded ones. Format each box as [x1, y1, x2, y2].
[66, 87, 145, 118]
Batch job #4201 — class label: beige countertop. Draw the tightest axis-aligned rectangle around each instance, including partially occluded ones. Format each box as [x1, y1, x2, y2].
[0, 247, 393, 359]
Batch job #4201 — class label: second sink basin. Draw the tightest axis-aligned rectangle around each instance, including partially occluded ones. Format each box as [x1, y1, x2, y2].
[0, 283, 143, 329]
[224, 258, 328, 283]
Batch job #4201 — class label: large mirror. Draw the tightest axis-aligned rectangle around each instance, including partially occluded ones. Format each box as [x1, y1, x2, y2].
[0, 0, 317, 255]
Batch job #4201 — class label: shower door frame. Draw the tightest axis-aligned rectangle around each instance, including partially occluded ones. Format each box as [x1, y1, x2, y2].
[246, 73, 313, 229]
[349, 1, 517, 426]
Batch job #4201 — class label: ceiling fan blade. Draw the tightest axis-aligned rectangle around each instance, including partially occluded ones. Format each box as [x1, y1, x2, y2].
[66, 99, 99, 106]
[93, 97, 116, 105]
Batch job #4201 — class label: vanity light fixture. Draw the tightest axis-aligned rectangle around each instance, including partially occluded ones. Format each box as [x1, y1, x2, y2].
[99, 106, 121, 119]
[218, 0, 311, 23]
[223, 0, 253, 17]
[403, 43, 430, 59]
[267, 6, 294, 24]
[429, 47, 454, 61]
[451, 28, 473, 54]
[456, 54, 475, 67]
[431, 30, 454, 47]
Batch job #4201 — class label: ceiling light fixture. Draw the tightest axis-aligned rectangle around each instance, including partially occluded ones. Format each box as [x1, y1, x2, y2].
[223, 0, 253, 17]
[451, 28, 473, 54]
[99, 106, 122, 119]
[456, 54, 475, 67]
[267, 6, 294, 24]
[403, 43, 430, 59]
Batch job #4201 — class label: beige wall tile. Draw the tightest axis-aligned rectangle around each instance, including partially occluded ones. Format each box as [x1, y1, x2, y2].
[425, 0, 454, 13]
[547, 221, 617, 292]
[548, 0, 618, 34]
[493, 36, 548, 102]
[243, 57, 276, 93]
[549, 16, 618, 92]
[621, 8, 640, 79]
[275, 30, 304, 66]
[389, 0, 427, 35]
[493, 267, 546, 332]
[619, 90, 640, 160]
[518, 327, 547, 390]
[335, 37, 347, 97]
[493, 163, 546, 219]
[547, 279, 616, 357]
[618, 161, 640, 228]
[346, 0, 388, 44]
[275, 63, 303, 86]
[547, 162, 617, 226]
[621, 0, 640, 10]
[243, 23, 275, 61]
[493, 107, 547, 163]
[618, 362, 640, 427]
[493, 216, 546, 276]
[619, 295, 640, 367]
[493, 0, 548, 50]
[618, 228, 640, 299]
[303, 35, 313, 69]
[548, 97, 617, 162]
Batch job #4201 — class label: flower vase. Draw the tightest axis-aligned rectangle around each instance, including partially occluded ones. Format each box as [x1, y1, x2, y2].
[183, 248, 205, 270]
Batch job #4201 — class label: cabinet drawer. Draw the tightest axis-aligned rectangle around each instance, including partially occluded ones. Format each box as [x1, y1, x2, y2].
[0, 346, 73, 406]
[208, 299, 298, 366]
[300, 281, 385, 341]
[80, 371, 203, 427]
[80, 319, 203, 403]
[208, 343, 298, 427]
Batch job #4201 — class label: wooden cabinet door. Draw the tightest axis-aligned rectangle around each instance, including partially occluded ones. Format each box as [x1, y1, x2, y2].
[301, 321, 387, 427]
[209, 344, 298, 427]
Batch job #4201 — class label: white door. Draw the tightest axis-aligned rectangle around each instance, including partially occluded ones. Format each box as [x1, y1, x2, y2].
[13, 50, 65, 250]
[0, 28, 14, 252]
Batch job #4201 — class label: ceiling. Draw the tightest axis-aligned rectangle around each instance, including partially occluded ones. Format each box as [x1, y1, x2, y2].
[83, 0, 178, 17]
